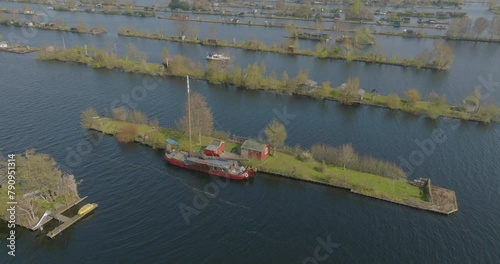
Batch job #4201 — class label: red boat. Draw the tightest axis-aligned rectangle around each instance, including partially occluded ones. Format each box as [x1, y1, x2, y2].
[164, 76, 254, 180]
[165, 149, 254, 180]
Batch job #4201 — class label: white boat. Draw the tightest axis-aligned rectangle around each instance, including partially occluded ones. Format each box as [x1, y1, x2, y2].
[206, 53, 230, 61]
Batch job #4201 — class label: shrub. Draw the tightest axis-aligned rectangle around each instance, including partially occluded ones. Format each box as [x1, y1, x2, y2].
[316, 161, 326, 173]
[112, 107, 128, 121]
[386, 93, 401, 109]
[311, 144, 406, 179]
[144, 130, 165, 149]
[81, 107, 98, 128]
[115, 124, 138, 143]
[128, 110, 148, 124]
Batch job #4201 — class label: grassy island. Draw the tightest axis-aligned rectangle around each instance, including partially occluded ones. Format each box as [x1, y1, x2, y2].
[83, 113, 458, 215]
[37, 46, 500, 123]
[0, 151, 81, 229]
[0, 17, 106, 35]
[117, 27, 454, 70]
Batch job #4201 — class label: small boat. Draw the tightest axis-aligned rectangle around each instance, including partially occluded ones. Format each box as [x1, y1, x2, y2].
[78, 203, 97, 215]
[206, 53, 230, 61]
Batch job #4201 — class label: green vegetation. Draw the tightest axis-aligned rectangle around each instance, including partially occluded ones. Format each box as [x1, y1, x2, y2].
[0, 151, 80, 228]
[0, 15, 106, 34]
[310, 144, 406, 180]
[264, 119, 287, 152]
[344, 0, 374, 21]
[169, 0, 190, 11]
[118, 27, 454, 70]
[40, 46, 500, 123]
[178, 92, 214, 145]
[84, 113, 425, 203]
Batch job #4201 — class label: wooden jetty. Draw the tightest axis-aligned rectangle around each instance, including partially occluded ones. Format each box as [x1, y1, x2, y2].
[46, 203, 98, 239]
[31, 196, 98, 238]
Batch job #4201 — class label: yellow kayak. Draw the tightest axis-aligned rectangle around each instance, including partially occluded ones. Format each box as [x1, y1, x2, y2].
[78, 203, 97, 215]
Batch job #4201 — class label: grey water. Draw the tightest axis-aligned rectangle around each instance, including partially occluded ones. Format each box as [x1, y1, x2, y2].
[0, 2, 499, 264]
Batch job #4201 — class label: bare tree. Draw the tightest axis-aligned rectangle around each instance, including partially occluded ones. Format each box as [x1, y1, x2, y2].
[125, 43, 147, 62]
[208, 26, 217, 39]
[186, 24, 199, 40]
[175, 19, 189, 37]
[431, 40, 454, 69]
[446, 17, 472, 38]
[473, 17, 489, 38]
[339, 144, 357, 170]
[178, 92, 214, 144]
[490, 15, 500, 39]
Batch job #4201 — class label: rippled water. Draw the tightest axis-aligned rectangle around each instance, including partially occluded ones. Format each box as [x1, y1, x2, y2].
[0, 3, 499, 263]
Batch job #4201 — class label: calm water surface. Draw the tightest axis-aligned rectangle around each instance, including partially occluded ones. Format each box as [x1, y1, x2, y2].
[0, 3, 499, 264]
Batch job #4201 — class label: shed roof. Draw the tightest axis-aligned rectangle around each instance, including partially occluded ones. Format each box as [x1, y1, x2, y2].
[241, 139, 267, 152]
[205, 140, 223, 151]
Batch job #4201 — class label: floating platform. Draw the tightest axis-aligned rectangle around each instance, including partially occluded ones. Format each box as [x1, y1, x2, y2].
[46, 203, 98, 239]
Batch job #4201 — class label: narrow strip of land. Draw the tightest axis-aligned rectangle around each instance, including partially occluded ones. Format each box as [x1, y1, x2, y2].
[36, 46, 500, 123]
[87, 117, 458, 215]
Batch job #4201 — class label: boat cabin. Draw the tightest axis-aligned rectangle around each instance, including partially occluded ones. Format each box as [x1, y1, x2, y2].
[204, 140, 225, 156]
[241, 140, 269, 160]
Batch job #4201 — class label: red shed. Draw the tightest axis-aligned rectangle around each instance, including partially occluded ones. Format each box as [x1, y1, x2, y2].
[241, 140, 269, 160]
[204, 140, 225, 156]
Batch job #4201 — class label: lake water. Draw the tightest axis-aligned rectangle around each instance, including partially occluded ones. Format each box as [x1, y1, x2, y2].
[0, 2, 499, 264]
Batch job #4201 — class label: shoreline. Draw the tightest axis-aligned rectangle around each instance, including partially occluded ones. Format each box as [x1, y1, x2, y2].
[37, 46, 499, 124]
[117, 30, 450, 70]
[157, 15, 500, 44]
[88, 117, 458, 215]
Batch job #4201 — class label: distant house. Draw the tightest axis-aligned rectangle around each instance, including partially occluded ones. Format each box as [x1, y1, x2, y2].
[204, 140, 225, 156]
[0, 41, 8, 48]
[298, 79, 318, 93]
[241, 140, 269, 160]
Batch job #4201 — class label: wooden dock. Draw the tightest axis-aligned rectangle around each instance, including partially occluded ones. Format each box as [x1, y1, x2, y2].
[46, 203, 98, 239]
[32, 196, 88, 231]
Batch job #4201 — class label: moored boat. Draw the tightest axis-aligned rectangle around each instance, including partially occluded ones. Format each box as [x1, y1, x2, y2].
[163, 76, 254, 180]
[78, 203, 97, 215]
[165, 147, 254, 180]
[206, 53, 230, 60]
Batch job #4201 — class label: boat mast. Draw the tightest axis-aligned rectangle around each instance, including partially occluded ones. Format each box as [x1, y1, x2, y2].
[187, 75, 192, 152]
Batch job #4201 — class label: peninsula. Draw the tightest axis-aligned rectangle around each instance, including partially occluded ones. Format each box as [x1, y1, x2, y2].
[82, 106, 458, 215]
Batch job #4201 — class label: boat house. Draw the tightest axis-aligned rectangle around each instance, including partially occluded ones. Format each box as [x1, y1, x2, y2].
[204, 140, 225, 156]
[241, 140, 269, 160]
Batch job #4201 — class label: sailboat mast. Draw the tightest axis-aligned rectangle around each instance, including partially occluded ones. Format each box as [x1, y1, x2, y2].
[187, 76, 192, 152]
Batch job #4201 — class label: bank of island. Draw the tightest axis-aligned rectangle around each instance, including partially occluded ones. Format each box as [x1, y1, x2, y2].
[38, 46, 500, 123]
[0, 150, 98, 239]
[81, 102, 458, 215]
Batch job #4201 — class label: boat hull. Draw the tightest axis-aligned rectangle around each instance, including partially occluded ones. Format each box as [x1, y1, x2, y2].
[165, 156, 253, 180]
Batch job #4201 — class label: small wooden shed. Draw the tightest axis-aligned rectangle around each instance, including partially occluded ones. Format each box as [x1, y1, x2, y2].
[241, 140, 269, 160]
[204, 140, 225, 156]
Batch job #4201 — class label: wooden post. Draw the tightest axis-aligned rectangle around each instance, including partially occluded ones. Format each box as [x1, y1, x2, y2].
[187, 76, 192, 152]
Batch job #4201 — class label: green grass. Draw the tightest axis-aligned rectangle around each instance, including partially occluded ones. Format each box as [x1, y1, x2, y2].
[248, 152, 424, 203]
[42, 46, 499, 124]
[92, 118, 238, 152]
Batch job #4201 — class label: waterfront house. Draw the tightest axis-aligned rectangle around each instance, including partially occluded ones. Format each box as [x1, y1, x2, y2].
[204, 140, 225, 156]
[0, 41, 8, 48]
[241, 140, 269, 160]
